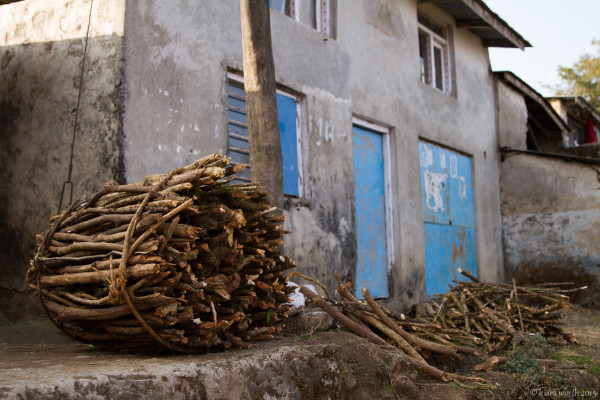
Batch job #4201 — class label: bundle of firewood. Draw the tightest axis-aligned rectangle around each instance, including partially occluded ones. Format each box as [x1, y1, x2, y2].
[26, 153, 297, 353]
[297, 270, 586, 388]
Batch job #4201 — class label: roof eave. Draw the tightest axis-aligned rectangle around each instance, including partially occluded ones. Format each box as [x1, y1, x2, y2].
[423, 0, 531, 50]
[495, 71, 571, 134]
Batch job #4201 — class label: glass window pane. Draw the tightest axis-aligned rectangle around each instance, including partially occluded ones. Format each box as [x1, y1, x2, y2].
[434, 46, 443, 91]
[419, 30, 430, 84]
[269, 0, 287, 14]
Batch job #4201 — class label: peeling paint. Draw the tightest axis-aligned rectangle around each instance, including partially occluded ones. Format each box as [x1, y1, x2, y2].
[424, 170, 447, 212]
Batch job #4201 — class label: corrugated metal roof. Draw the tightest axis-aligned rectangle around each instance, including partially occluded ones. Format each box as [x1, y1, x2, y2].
[425, 0, 531, 50]
[501, 147, 600, 166]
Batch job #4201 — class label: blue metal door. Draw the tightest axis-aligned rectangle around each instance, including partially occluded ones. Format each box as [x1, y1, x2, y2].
[353, 125, 389, 299]
[419, 141, 477, 295]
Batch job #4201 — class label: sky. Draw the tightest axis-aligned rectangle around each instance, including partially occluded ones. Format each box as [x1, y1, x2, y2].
[484, 0, 600, 96]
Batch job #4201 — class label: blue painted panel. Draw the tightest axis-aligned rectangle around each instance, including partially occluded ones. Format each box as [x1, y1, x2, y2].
[447, 153, 474, 227]
[226, 82, 300, 192]
[228, 95, 246, 112]
[229, 123, 248, 138]
[419, 141, 476, 296]
[353, 125, 389, 299]
[277, 93, 299, 196]
[228, 109, 247, 125]
[424, 224, 477, 295]
[229, 135, 249, 151]
[419, 142, 474, 227]
[419, 142, 450, 224]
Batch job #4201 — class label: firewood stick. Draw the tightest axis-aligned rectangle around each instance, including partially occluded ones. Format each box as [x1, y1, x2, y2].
[106, 196, 185, 211]
[128, 199, 194, 256]
[362, 288, 468, 359]
[448, 292, 471, 333]
[145, 167, 226, 187]
[355, 311, 427, 362]
[44, 294, 175, 321]
[299, 286, 387, 346]
[32, 286, 77, 307]
[48, 239, 158, 257]
[104, 325, 163, 335]
[39, 263, 161, 287]
[177, 153, 225, 173]
[96, 182, 191, 208]
[159, 216, 180, 255]
[512, 278, 525, 331]
[103, 184, 159, 194]
[60, 214, 136, 234]
[464, 289, 515, 335]
[56, 291, 111, 306]
[288, 271, 332, 299]
[109, 202, 188, 215]
[457, 267, 479, 283]
[55, 255, 163, 274]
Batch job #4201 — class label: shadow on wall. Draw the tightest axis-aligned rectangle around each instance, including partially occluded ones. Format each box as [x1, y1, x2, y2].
[0, 35, 125, 322]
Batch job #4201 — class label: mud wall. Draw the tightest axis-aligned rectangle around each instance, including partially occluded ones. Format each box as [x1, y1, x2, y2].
[0, 0, 126, 321]
[500, 153, 600, 306]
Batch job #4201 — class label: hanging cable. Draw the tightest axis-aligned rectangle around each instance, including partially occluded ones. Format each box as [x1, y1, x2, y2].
[58, 0, 94, 213]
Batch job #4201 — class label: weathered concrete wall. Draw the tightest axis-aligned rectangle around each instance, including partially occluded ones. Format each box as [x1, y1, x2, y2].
[122, 0, 357, 301]
[0, 0, 126, 321]
[500, 153, 600, 306]
[340, 0, 505, 305]
[122, 0, 505, 309]
[495, 80, 528, 150]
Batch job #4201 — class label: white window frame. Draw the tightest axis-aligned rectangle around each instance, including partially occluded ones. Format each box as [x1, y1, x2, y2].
[352, 117, 396, 273]
[226, 71, 307, 198]
[270, 0, 332, 37]
[418, 19, 452, 95]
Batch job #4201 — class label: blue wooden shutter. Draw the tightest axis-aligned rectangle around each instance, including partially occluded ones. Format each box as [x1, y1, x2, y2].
[227, 81, 299, 196]
[227, 83, 251, 182]
[277, 92, 299, 196]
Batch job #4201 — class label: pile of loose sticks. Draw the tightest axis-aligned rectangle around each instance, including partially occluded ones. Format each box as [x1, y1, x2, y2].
[412, 269, 586, 351]
[296, 270, 587, 388]
[27, 153, 296, 353]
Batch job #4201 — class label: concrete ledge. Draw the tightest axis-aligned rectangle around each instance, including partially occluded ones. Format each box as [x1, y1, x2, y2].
[0, 331, 417, 400]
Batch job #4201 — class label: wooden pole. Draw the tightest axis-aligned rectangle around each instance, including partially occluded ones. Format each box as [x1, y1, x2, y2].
[240, 0, 284, 210]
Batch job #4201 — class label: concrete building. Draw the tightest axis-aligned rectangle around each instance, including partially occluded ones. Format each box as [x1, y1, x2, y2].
[495, 71, 600, 306]
[0, 0, 530, 321]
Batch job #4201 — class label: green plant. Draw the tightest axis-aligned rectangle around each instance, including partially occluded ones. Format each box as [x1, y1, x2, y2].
[502, 333, 553, 382]
[504, 354, 543, 381]
[564, 354, 600, 378]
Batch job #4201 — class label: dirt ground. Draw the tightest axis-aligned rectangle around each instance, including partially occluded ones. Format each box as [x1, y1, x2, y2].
[412, 309, 600, 400]
[0, 309, 599, 399]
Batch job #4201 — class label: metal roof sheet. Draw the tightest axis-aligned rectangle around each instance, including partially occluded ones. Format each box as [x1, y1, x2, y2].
[425, 0, 531, 49]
